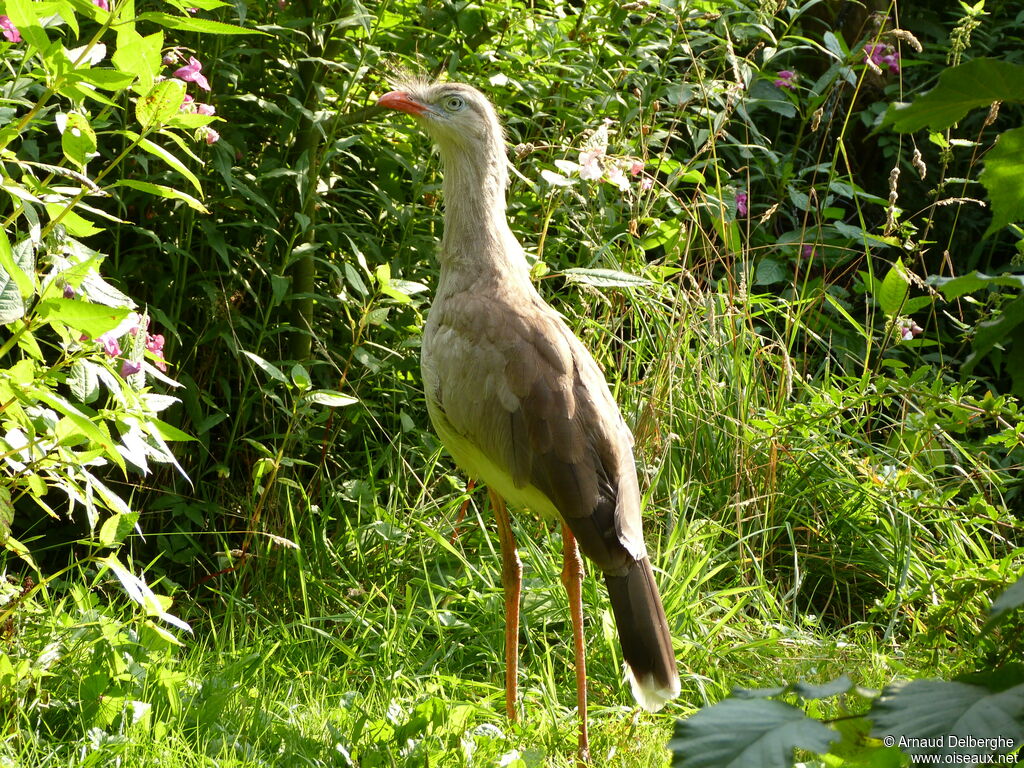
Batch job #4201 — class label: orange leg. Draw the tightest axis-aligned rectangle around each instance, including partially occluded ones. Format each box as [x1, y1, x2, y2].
[560, 524, 590, 766]
[490, 489, 521, 723]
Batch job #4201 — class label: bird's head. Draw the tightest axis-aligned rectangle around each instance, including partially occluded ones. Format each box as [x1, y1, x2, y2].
[377, 81, 503, 155]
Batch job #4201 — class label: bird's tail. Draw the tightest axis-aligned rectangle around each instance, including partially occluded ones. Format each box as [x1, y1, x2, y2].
[603, 557, 680, 712]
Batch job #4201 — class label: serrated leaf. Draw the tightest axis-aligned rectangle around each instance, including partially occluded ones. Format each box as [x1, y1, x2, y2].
[878, 258, 910, 316]
[927, 271, 1024, 299]
[0, 487, 12, 541]
[882, 59, 1024, 133]
[136, 79, 186, 130]
[61, 112, 97, 168]
[562, 267, 652, 288]
[0, 231, 35, 304]
[982, 576, 1024, 634]
[979, 127, 1024, 235]
[792, 675, 855, 700]
[670, 698, 837, 768]
[870, 679, 1024, 760]
[306, 390, 358, 408]
[34, 298, 129, 338]
[111, 30, 164, 92]
[68, 360, 101, 403]
[109, 180, 208, 213]
[124, 131, 203, 194]
[98, 511, 139, 547]
[4, 0, 50, 51]
[134, 11, 263, 35]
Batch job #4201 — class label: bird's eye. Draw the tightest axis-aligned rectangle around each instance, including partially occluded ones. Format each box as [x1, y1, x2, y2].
[443, 95, 465, 112]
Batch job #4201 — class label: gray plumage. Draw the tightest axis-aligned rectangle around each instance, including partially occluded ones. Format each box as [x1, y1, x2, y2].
[378, 80, 679, 710]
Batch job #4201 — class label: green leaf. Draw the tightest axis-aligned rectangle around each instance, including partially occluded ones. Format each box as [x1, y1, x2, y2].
[61, 112, 98, 168]
[68, 68, 137, 91]
[111, 30, 164, 93]
[98, 511, 139, 547]
[109, 180, 209, 213]
[68, 360, 101, 403]
[669, 698, 837, 767]
[305, 390, 358, 408]
[979, 126, 1024, 235]
[870, 679, 1024, 761]
[33, 389, 120, 462]
[0, 487, 12, 542]
[290, 364, 312, 391]
[982, 576, 1024, 635]
[35, 298, 129, 338]
[963, 294, 1024, 375]
[0, 234, 31, 323]
[100, 555, 191, 632]
[878, 258, 911, 316]
[136, 79, 187, 130]
[0, 232, 34, 300]
[927, 271, 1024, 299]
[134, 11, 263, 35]
[4, 0, 51, 51]
[242, 351, 288, 385]
[882, 59, 1024, 133]
[124, 131, 203, 194]
[562, 267, 652, 288]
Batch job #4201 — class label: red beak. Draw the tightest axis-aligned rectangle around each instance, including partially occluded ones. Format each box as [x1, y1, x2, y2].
[377, 90, 428, 116]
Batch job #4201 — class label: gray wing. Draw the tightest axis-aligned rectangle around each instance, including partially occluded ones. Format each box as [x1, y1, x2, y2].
[428, 288, 647, 575]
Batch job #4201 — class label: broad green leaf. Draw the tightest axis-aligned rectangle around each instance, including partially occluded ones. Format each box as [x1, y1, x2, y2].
[123, 131, 203, 194]
[68, 68, 137, 91]
[927, 271, 1024, 299]
[963, 294, 1024, 375]
[43, 205, 103, 238]
[98, 511, 139, 547]
[136, 79, 187, 130]
[878, 258, 910, 316]
[0, 487, 12, 541]
[134, 11, 262, 34]
[669, 698, 837, 767]
[242, 351, 288, 385]
[982, 576, 1024, 635]
[33, 389, 120, 462]
[0, 231, 34, 300]
[883, 59, 1024, 133]
[290, 364, 312, 391]
[35, 298, 129, 338]
[4, 0, 51, 51]
[68, 360, 101, 403]
[61, 112, 98, 168]
[0, 238, 29, 324]
[111, 30, 164, 92]
[109, 180, 209, 213]
[562, 267, 652, 288]
[871, 679, 1024, 761]
[305, 390, 358, 408]
[979, 126, 1024, 235]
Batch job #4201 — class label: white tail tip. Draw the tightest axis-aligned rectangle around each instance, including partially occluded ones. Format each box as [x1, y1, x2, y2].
[626, 665, 681, 712]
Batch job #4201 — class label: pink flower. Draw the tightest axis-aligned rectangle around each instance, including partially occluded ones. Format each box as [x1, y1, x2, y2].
[94, 0, 110, 10]
[578, 148, 603, 181]
[605, 165, 631, 192]
[196, 102, 215, 115]
[774, 70, 796, 90]
[736, 191, 748, 217]
[203, 127, 220, 145]
[173, 56, 210, 91]
[120, 360, 142, 378]
[0, 15, 21, 43]
[146, 334, 164, 354]
[802, 244, 815, 257]
[99, 334, 121, 358]
[163, 51, 179, 66]
[865, 44, 900, 74]
[629, 160, 644, 177]
[900, 320, 923, 341]
[63, 284, 76, 299]
[180, 94, 196, 113]
[640, 177, 653, 191]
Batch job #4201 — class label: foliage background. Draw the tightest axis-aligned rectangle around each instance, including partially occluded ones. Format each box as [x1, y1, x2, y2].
[1, 0, 1022, 765]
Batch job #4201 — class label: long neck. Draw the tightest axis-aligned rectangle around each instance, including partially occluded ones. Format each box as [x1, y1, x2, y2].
[435, 136, 522, 278]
